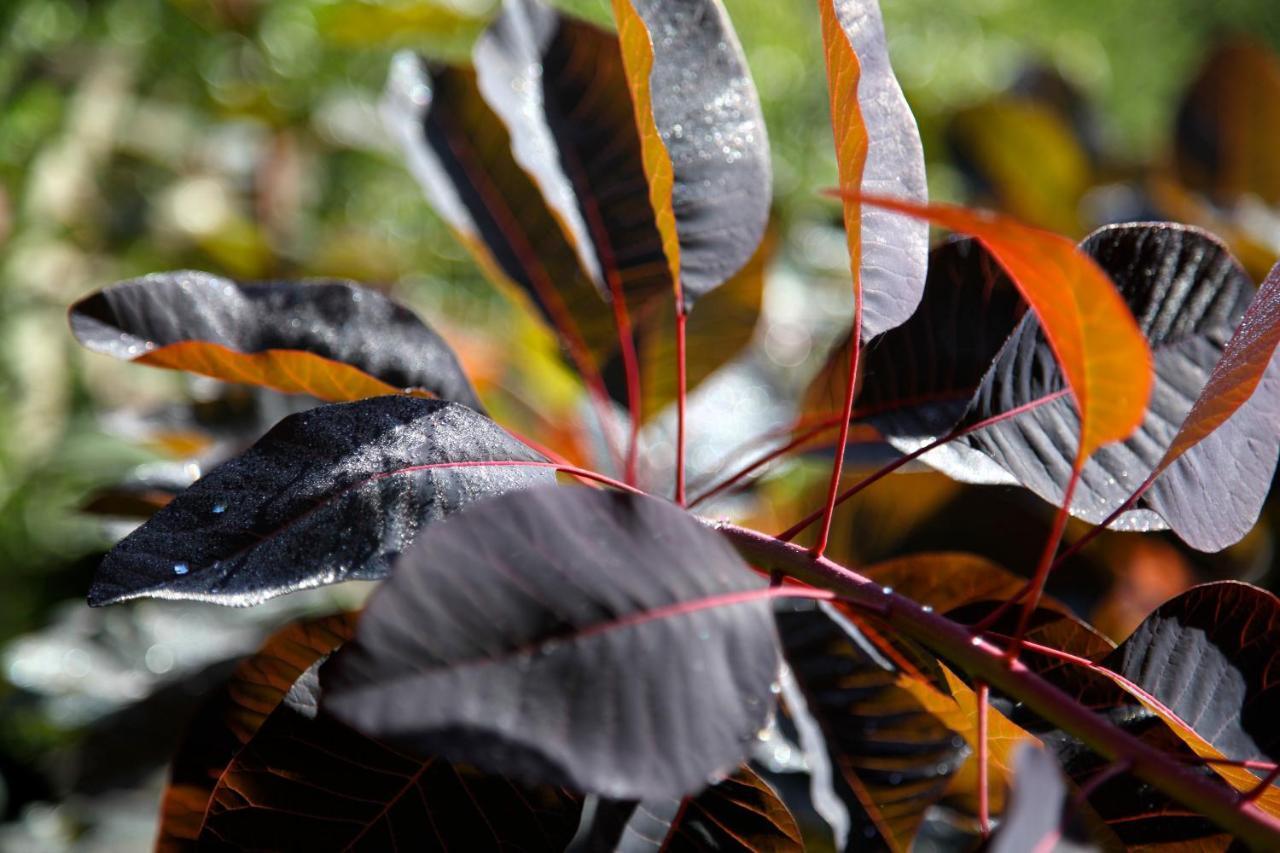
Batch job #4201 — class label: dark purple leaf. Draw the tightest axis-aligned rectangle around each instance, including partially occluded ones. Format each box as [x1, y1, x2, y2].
[955, 222, 1280, 550]
[988, 745, 1070, 853]
[69, 273, 483, 410]
[89, 396, 552, 607]
[805, 238, 1026, 481]
[322, 486, 780, 800]
[197, 658, 583, 851]
[827, 0, 930, 338]
[775, 602, 966, 851]
[578, 767, 803, 852]
[613, 0, 772, 309]
[1105, 581, 1280, 765]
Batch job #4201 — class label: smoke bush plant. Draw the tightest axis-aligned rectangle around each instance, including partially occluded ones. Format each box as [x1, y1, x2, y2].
[67, 0, 1280, 849]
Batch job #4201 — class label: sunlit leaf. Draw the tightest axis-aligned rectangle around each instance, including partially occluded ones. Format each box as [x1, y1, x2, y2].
[323, 486, 780, 799]
[89, 397, 553, 606]
[69, 272, 483, 410]
[610, 0, 771, 309]
[821, 0, 929, 338]
[845, 193, 1152, 467]
[957, 225, 1280, 550]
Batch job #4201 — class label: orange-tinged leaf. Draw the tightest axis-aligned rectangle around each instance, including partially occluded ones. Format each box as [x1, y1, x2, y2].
[1095, 668, 1280, 819]
[610, 0, 681, 302]
[900, 664, 1037, 815]
[1156, 260, 1280, 469]
[820, 0, 869, 295]
[609, 0, 770, 309]
[157, 613, 356, 850]
[820, 0, 928, 338]
[846, 193, 1153, 466]
[138, 342, 430, 403]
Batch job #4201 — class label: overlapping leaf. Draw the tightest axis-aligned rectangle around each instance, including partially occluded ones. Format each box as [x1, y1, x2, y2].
[69, 273, 483, 409]
[821, 0, 929, 339]
[775, 602, 967, 851]
[848, 193, 1153, 469]
[804, 238, 1025, 481]
[89, 396, 553, 606]
[957, 226, 1280, 550]
[581, 767, 802, 852]
[193, 638, 583, 850]
[610, 0, 771, 309]
[323, 486, 780, 800]
[157, 613, 357, 850]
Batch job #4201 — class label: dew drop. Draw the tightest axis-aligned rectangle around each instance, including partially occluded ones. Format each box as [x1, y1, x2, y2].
[173, 562, 190, 575]
[211, 502, 226, 514]
[880, 586, 893, 595]
[970, 635, 984, 647]
[921, 604, 934, 613]
[769, 681, 782, 695]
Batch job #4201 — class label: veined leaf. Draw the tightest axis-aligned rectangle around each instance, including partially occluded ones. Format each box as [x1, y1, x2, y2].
[69, 273, 482, 410]
[582, 767, 803, 852]
[194, 642, 583, 850]
[847, 193, 1153, 468]
[610, 0, 771, 309]
[822, 0, 929, 339]
[157, 613, 357, 851]
[957, 225, 1280, 550]
[803, 238, 1026, 482]
[776, 602, 967, 851]
[89, 397, 553, 607]
[382, 52, 616, 365]
[323, 486, 781, 800]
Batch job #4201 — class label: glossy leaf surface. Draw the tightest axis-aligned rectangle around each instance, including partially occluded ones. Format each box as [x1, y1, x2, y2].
[988, 745, 1072, 853]
[1107, 582, 1280, 766]
[70, 272, 483, 409]
[958, 224, 1280, 549]
[776, 602, 966, 851]
[89, 397, 552, 606]
[611, 0, 771, 308]
[849, 193, 1152, 467]
[822, 0, 929, 338]
[157, 613, 357, 851]
[198, 656, 583, 850]
[323, 486, 780, 800]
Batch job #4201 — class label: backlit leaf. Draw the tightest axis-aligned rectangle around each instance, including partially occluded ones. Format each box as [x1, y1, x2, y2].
[610, 0, 771, 309]
[821, 0, 929, 339]
[957, 224, 1280, 550]
[846, 193, 1152, 467]
[582, 767, 803, 852]
[69, 273, 483, 410]
[776, 602, 967, 851]
[89, 397, 553, 606]
[157, 613, 357, 851]
[323, 485, 780, 799]
[197, 652, 583, 850]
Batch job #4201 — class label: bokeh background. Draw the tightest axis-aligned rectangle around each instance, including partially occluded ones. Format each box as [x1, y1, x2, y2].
[3, 0, 1280, 848]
